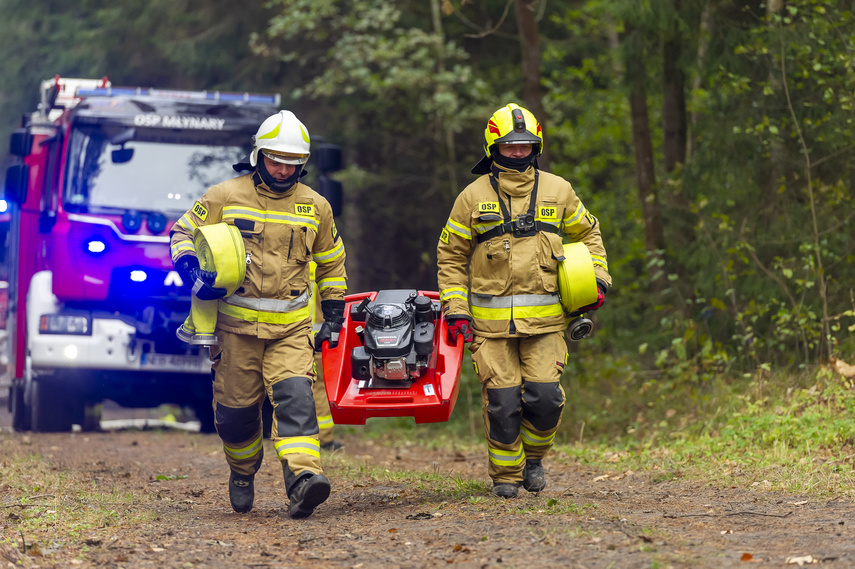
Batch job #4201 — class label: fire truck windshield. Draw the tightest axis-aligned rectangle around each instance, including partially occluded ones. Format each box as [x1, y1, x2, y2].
[64, 124, 252, 214]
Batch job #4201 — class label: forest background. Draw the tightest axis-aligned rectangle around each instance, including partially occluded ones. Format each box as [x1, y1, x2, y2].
[1, 0, 854, 450]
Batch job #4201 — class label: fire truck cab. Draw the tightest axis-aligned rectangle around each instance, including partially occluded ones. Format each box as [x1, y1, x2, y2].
[3, 76, 283, 432]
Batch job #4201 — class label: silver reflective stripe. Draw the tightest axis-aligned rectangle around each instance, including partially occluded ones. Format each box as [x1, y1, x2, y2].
[224, 290, 310, 313]
[470, 293, 559, 308]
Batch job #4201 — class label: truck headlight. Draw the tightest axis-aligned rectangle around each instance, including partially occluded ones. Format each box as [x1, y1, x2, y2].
[39, 314, 91, 335]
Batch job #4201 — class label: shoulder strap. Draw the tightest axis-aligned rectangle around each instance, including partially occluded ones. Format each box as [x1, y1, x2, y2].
[476, 170, 558, 243]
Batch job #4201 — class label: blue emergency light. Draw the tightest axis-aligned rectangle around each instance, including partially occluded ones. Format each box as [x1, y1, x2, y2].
[0, 199, 7, 213]
[86, 239, 107, 255]
[130, 270, 148, 283]
[76, 87, 281, 105]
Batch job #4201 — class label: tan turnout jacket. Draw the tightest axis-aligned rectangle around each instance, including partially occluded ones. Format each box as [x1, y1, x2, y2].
[170, 172, 346, 339]
[437, 165, 610, 338]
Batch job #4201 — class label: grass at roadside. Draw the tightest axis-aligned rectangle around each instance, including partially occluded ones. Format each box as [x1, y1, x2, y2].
[3, 360, 854, 558]
[340, 357, 855, 499]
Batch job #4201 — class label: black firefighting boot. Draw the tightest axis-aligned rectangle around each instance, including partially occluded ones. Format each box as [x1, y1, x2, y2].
[522, 459, 546, 493]
[228, 471, 255, 513]
[287, 472, 331, 519]
[491, 482, 520, 498]
[321, 440, 343, 451]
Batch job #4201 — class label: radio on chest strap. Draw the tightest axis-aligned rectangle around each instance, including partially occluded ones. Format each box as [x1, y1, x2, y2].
[475, 170, 560, 244]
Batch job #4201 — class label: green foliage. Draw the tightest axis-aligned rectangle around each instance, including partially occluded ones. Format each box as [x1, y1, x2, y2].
[1, 0, 854, 428]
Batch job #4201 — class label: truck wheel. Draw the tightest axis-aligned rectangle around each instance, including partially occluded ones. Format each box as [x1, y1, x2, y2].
[10, 383, 32, 432]
[31, 377, 78, 432]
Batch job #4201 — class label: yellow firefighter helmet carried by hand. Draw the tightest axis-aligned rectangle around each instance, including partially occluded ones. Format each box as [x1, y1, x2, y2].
[472, 103, 543, 174]
[250, 110, 311, 167]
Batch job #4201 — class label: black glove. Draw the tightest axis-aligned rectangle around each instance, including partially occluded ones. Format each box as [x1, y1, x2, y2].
[174, 255, 227, 301]
[576, 279, 608, 314]
[446, 316, 473, 344]
[314, 299, 346, 351]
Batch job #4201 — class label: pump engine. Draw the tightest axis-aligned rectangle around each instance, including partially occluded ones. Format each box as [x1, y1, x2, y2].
[349, 290, 438, 388]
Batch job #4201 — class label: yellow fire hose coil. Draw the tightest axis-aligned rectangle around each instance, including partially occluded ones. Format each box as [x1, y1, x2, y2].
[558, 242, 599, 313]
[193, 223, 246, 296]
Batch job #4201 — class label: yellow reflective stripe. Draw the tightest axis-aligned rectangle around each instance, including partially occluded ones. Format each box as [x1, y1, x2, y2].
[223, 436, 263, 460]
[274, 436, 321, 459]
[591, 254, 608, 270]
[314, 240, 345, 263]
[258, 122, 280, 139]
[171, 240, 195, 260]
[223, 206, 320, 231]
[441, 287, 468, 302]
[317, 414, 334, 430]
[488, 447, 525, 466]
[218, 301, 311, 325]
[318, 277, 346, 290]
[176, 213, 199, 233]
[472, 220, 502, 234]
[445, 218, 471, 240]
[471, 303, 563, 321]
[562, 203, 586, 227]
[521, 427, 554, 447]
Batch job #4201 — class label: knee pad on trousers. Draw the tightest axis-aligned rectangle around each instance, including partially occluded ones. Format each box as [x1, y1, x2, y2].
[486, 386, 522, 445]
[271, 376, 319, 437]
[521, 381, 565, 431]
[216, 402, 261, 444]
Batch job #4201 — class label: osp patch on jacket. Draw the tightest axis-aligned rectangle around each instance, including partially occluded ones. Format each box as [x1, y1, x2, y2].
[193, 201, 208, 221]
[295, 203, 315, 217]
[478, 202, 500, 214]
[537, 205, 560, 221]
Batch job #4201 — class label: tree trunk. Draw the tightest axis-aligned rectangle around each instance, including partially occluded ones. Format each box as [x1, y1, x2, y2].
[622, 26, 666, 258]
[514, 0, 551, 171]
[663, 30, 687, 170]
[431, 0, 459, 197]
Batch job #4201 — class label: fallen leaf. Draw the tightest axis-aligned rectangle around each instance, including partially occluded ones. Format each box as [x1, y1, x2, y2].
[593, 474, 610, 482]
[789, 500, 808, 506]
[832, 358, 855, 378]
[741, 552, 754, 561]
[721, 530, 732, 535]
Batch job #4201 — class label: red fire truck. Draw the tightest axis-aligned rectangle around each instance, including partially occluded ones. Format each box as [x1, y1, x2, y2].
[2, 76, 286, 432]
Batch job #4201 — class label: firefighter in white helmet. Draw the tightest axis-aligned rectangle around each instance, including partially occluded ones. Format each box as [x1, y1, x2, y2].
[170, 110, 347, 518]
[437, 103, 611, 498]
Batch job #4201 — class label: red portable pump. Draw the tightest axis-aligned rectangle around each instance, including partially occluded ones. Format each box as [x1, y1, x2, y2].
[321, 289, 464, 424]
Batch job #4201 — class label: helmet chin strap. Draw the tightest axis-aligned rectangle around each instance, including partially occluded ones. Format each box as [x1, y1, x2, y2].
[257, 157, 303, 193]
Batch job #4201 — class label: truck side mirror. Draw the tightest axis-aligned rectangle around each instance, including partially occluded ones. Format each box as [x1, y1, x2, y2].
[9, 129, 32, 157]
[318, 177, 343, 218]
[112, 147, 134, 164]
[4, 163, 29, 204]
[316, 144, 342, 173]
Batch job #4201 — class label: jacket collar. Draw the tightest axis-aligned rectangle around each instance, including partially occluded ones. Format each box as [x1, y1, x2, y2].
[490, 163, 536, 198]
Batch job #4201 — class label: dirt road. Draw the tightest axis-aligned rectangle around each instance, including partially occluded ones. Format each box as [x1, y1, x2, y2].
[2, 418, 854, 569]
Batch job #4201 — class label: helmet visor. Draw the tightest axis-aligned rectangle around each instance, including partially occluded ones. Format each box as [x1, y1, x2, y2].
[261, 149, 309, 165]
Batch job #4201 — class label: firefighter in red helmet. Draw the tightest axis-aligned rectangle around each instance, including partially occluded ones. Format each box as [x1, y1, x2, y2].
[437, 103, 611, 497]
[170, 110, 347, 517]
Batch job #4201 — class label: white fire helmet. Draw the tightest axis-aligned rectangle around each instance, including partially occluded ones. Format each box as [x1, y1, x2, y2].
[250, 110, 311, 167]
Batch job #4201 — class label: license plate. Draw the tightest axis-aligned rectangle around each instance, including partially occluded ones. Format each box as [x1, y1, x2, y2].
[141, 353, 207, 371]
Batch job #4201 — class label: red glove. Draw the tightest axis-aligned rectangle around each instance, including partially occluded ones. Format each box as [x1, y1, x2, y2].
[578, 280, 607, 313]
[447, 317, 473, 344]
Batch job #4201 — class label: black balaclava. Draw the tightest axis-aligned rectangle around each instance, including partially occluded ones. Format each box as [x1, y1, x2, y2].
[491, 149, 536, 173]
[257, 157, 303, 193]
